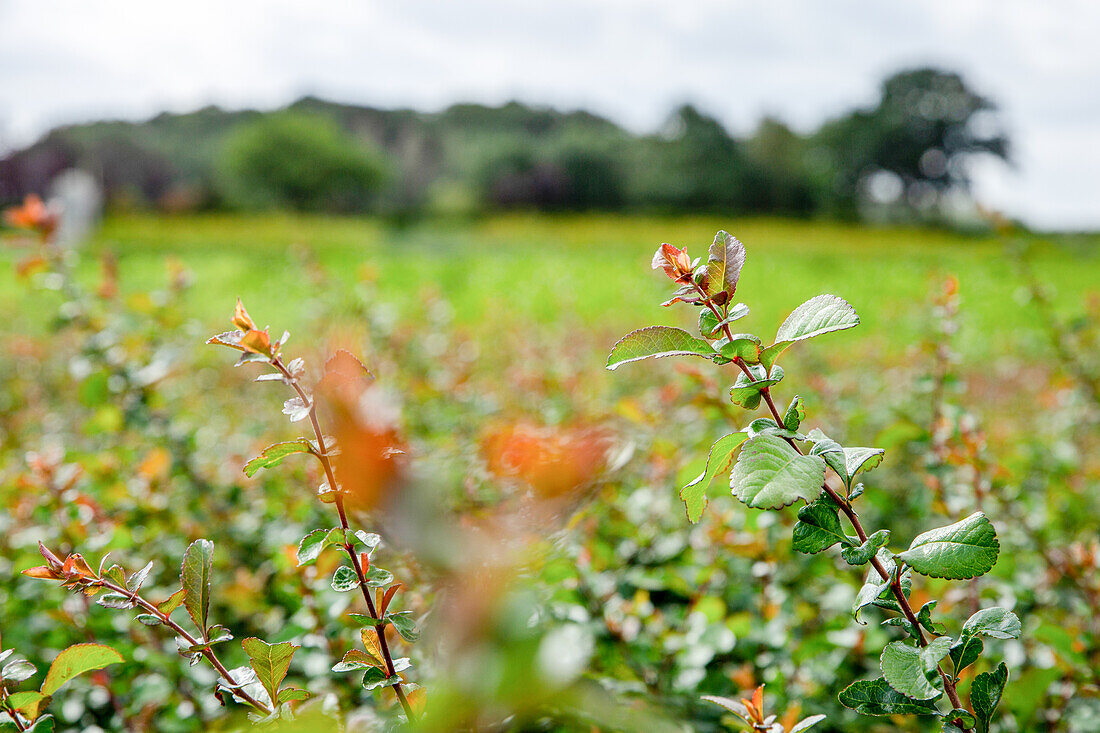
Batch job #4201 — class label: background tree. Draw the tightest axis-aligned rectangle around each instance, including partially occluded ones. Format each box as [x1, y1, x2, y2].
[814, 68, 1009, 219]
[218, 111, 389, 213]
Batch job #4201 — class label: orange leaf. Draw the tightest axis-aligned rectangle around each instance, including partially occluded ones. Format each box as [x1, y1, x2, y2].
[752, 685, 765, 721]
[232, 298, 256, 331]
[378, 584, 401, 617]
[239, 328, 273, 357]
[406, 685, 427, 715]
[359, 628, 386, 667]
[22, 565, 57, 579]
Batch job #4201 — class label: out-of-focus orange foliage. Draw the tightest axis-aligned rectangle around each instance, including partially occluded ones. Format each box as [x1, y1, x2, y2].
[3, 194, 59, 239]
[15, 255, 49, 279]
[137, 447, 172, 482]
[481, 421, 613, 499]
[98, 251, 119, 300]
[320, 350, 407, 514]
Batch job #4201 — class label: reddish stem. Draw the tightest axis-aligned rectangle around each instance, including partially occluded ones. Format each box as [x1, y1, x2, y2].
[750, 362, 971, 725]
[271, 357, 415, 720]
[693, 283, 972, 727]
[95, 578, 272, 715]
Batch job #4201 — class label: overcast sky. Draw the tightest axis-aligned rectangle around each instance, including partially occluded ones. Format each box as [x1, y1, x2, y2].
[2, 0, 1098, 229]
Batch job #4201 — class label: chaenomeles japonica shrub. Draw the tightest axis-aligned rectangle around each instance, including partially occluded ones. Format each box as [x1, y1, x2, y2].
[18, 298, 422, 728]
[206, 299, 422, 722]
[21, 533, 309, 722]
[607, 232, 1020, 733]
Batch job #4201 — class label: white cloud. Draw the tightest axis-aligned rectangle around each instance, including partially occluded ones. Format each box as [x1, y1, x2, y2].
[1, 0, 1098, 228]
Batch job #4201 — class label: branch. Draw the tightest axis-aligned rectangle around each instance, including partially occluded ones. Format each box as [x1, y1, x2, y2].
[271, 357, 415, 720]
[95, 578, 272, 716]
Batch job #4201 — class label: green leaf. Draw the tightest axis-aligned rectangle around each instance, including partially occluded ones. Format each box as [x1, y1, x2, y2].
[157, 588, 187, 616]
[103, 561, 127, 585]
[361, 667, 401, 691]
[896, 513, 1000, 580]
[347, 613, 383, 628]
[841, 530, 891, 566]
[948, 608, 1018, 681]
[971, 662, 1008, 733]
[949, 636, 984, 676]
[606, 326, 716, 370]
[103, 564, 127, 588]
[5, 691, 49, 721]
[837, 677, 941, 716]
[783, 395, 805, 431]
[206, 625, 234, 645]
[880, 637, 952, 700]
[363, 567, 395, 587]
[332, 649, 384, 673]
[705, 230, 746, 299]
[882, 616, 921, 642]
[331, 566, 361, 592]
[807, 430, 884, 489]
[789, 715, 827, 733]
[95, 593, 135, 610]
[40, 644, 123, 696]
[296, 528, 342, 566]
[181, 539, 214, 636]
[126, 562, 154, 592]
[792, 498, 854, 554]
[729, 364, 784, 409]
[134, 614, 162, 627]
[277, 687, 310, 703]
[961, 607, 1022, 640]
[699, 309, 721, 338]
[241, 638, 298, 708]
[714, 333, 763, 364]
[838, 447, 885, 486]
[730, 435, 825, 510]
[385, 611, 421, 642]
[947, 710, 977, 728]
[2, 660, 36, 682]
[917, 601, 946, 635]
[701, 695, 750, 717]
[853, 550, 906, 623]
[349, 530, 381, 553]
[26, 716, 54, 733]
[807, 429, 842, 455]
[698, 304, 749, 338]
[762, 294, 860, 370]
[243, 439, 316, 478]
[745, 417, 801, 440]
[681, 432, 749, 522]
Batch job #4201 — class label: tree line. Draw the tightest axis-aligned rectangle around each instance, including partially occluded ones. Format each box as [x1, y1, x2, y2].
[0, 67, 1007, 223]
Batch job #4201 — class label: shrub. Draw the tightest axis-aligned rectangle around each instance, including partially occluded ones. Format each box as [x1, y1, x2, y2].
[608, 232, 1019, 731]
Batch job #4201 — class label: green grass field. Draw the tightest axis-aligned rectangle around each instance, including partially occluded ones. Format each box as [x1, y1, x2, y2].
[4, 213, 1098, 363]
